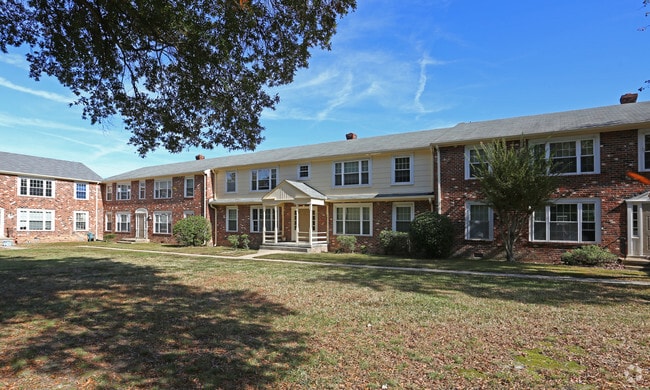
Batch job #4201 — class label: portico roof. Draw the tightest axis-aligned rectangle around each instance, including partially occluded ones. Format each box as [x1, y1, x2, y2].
[262, 180, 326, 206]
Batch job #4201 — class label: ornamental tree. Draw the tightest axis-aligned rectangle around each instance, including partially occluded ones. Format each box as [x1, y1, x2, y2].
[0, 0, 356, 155]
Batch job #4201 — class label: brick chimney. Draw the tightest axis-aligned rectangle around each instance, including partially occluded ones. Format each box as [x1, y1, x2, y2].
[620, 93, 638, 104]
[346, 132, 357, 140]
[195, 154, 205, 160]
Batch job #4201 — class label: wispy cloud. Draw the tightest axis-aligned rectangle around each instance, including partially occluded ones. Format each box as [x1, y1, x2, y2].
[414, 55, 447, 113]
[0, 112, 91, 132]
[0, 77, 73, 103]
[0, 53, 30, 70]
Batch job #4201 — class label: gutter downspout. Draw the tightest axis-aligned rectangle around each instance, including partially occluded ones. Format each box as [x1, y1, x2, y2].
[206, 169, 217, 246]
[95, 182, 100, 239]
[435, 145, 442, 214]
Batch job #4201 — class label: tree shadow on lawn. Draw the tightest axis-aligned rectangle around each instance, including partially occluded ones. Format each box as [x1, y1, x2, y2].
[0, 255, 308, 389]
[309, 267, 650, 307]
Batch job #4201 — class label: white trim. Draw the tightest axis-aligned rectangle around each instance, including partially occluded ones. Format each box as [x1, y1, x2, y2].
[105, 212, 113, 232]
[225, 171, 237, 193]
[464, 145, 484, 180]
[73, 211, 90, 231]
[138, 180, 146, 199]
[153, 211, 172, 234]
[392, 202, 414, 232]
[333, 203, 373, 236]
[18, 177, 55, 198]
[184, 176, 195, 198]
[115, 212, 131, 233]
[332, 159, 372, 187]
[250, 167, 278, 192]
[296, 163, 311, 180]
[153, 178, 172, 199]
[529, 134, 600, 175]
[226, 206, 238, 232]
[638, 129, 650, 172]
[530, 198, 601, 243]
[74, 182, 89, 200]
[464, 201, 494, 241]
[116, 183, 131, 200]
[391, 155, 414, 185]
[17, 208, 55, 232]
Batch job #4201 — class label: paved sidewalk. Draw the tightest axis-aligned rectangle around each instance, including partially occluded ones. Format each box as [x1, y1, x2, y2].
[81, 246, 650, 287]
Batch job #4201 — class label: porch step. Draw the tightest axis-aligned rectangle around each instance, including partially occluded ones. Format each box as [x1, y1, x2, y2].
[259, 242, 328, 253]
[1, 237, 14, 247]
[622, 256, 650, 271]
[117, 238, 150, 244]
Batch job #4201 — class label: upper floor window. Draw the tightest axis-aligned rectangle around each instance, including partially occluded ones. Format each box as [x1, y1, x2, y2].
[116, 183, 131, 200]
[464, 147, 487, 180]
[139, 180, 146, 199]
[154, 179, 172, 199]
[638, 129, 650, 171]
[334, 204, 372, 236]
[18, 208, 54, 231]
[226, 171, 237, 193]
[184, 177, 194, 198]
[334, 160, 370, 187]
[297, 164, 311, 180]
[531, 199, 600, 243]
[105, 185, 113, 201]
[392, 203, 414, 232]
[251, 168, 277, 191]
[19, 177, 54, 197]
[392, 156, 413, 185]
[74, 211, 89, 231]
[75, 183, 88, 200]
[465, 202, 493, 241]
[531, 136, 599, 175]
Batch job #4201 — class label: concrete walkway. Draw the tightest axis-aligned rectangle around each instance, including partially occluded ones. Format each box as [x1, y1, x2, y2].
[78, 246, 650, 287]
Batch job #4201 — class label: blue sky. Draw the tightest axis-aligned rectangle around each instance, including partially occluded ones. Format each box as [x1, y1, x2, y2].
[1, 0, 649, 177]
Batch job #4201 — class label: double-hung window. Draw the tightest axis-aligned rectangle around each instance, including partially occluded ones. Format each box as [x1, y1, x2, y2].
[19, 177, 54, 197]
[226, 171, 237, 193]
[105, 185, 113, 201]
[251, 207, 276, 232]
[531, 136, 599, 175]
[334, 204, 372, 236]
[75, 183, 88, 200]
[464, 147, 487, 179]
[638, 129, 650, 171]
[251, 168, 277, 191]
[139, 180, 146, 199]
[153, 211, 172, 234]
[393, 203, 414, 232]
[115, 213, 131, 232]
[465, 202, 494, 240]
[531, 199, 600, 243]
[116, 183, 131, 200]
[17, 209, 54, 231]
[392, 156, 413, 185]
[184, 177, 194, 198]
[105, 212, 113, 231]
[226, 207, 238, 232]
[334, 160, 370, 186]
[154, 179, 172, 199]
[74, 211, 89, 231]
[297, 164, 311, 180]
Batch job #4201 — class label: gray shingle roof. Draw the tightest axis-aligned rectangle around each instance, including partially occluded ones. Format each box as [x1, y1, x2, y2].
[0, 151, 102, 182]
[104, 101, 650, 181]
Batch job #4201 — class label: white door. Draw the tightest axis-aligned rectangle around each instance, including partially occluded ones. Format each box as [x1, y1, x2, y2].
[0, 208, 4, 238]
[135, 210, 147, 239]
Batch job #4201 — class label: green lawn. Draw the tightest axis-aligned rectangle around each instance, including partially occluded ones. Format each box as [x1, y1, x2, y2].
[0, 243, 648, 389]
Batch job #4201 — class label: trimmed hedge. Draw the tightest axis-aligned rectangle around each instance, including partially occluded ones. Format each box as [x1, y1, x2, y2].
[173, 216, 211, 246]
[408, 211, 454, 258]
[560, 245, 618, 266]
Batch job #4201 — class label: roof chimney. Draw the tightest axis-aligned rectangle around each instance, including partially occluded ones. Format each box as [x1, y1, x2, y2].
[195, 154, 205, 160]
[620, 93, 638, 104]
[346, 132, 357, 140]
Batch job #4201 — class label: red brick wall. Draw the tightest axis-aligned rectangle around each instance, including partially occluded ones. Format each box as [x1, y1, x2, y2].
[435, 130, 648, 262]
[0, 174, 102, 243]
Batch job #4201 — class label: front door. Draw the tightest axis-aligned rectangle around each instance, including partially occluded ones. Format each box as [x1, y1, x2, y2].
[0, 208, 4, 238]
[291, 207, 316, 242]
[135, 210, 147, 239]
[643, 204, 650, 256]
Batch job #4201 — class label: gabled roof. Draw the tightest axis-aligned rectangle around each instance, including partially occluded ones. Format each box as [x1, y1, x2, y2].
[0, 151, 102, 182]
[262, 180, 327, 205]
[104, 101, 650, 181]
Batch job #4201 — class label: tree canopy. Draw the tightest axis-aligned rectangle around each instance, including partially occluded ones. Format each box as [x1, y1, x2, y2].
[0, 0, 356, 155]
[472, 139, 560, 262]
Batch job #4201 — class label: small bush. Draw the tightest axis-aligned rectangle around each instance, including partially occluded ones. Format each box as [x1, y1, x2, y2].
[336, 235, 357, 253]
[240, 234, 250, 250]
[561, 245, 619, 266]
[227, 235, 240, 248]
[409, 211, 454, 258]
[379, 230, 410, 255]
[173, 216, 211, 246]
[103, 233, 116, 243]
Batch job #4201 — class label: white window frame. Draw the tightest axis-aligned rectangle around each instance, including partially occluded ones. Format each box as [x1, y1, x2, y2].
[464, 146, 487, 180]
[334, 203, 373, 236]
[115, 213, 131, 233]
[226, 171, 237, 193]
[116, 183, 131, 200]
[184, 176, 195, 198]
[154, 179, 172, 199]
[226, 207, 238, 232]
[465, 202, 494, 241]
[638, 129, 650, 171]
[391, 155, 413, 185]
[17, 208, 55, 231]
[74, 211, 89, 231]
[153, 211, 172, 234]
[251, 168, 278, 191]
[530, 199, 601, 243]
[297, 163, 311, 180]
[183, 210, 195, 219]
[75, 182, 89, 200]
[333, 160, 371, 187]
[392, 202, 414, 232]
[139, 180, 146, 199]
[18, 177, 55, 198]
[105, 212, 113, 231]
[530, 135, 600, 175]
[105, 185, 113, 201]
[250, 207, 276, 233]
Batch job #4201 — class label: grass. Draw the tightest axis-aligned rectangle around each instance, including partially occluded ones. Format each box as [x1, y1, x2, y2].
[0, 242, 648, 389]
